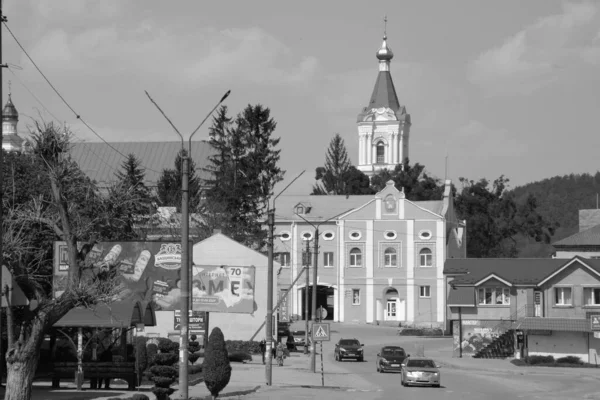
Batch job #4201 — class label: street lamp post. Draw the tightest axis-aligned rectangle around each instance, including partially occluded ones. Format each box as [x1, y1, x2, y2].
[146, 90, 231, 400]
[295, 210, 352, 373]
[265, 170, 305, 386]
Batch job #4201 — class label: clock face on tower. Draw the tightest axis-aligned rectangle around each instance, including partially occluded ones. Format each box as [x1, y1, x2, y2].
[385, 195, 396, 212]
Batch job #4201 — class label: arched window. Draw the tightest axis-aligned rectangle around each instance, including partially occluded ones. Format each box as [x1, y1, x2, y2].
[349, 248, 362, 267]
[384, 247, 397, 267]
[376, 142, 385, 163]
[419, 248, 433, 267]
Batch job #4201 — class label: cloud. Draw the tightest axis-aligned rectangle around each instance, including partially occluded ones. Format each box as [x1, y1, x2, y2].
[468, 2, 600, 96]
[21, 7, 318, 91]
[453, 120, 527, 158]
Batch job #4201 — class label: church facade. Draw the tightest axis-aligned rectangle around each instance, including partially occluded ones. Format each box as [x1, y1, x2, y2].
[274, 34, 466, 328]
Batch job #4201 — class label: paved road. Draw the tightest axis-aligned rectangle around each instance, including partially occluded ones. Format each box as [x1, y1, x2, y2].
[279, 321, 600, 400]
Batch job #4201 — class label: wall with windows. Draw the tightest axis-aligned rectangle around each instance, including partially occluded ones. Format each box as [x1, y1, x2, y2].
[472, 281, 513, 320]
[414, 278, 437, 323]
[540, 263, 600, 319]
[344, 282, 366, 323]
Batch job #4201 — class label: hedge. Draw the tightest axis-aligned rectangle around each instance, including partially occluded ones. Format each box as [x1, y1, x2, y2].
[398, 327, 444, 336]
[526, 355, 554, 365]
[225, 340, 261, 354]
[228, 351, 252, 363]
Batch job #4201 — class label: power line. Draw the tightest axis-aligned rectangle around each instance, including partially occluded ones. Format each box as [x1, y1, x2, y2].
[8, 67, 60, 123]
[3, 21, 162, 175]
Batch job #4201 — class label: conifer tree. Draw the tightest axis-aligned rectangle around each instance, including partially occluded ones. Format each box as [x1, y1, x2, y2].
[157, 149, 201, 211]
[203, 327, 231, 399]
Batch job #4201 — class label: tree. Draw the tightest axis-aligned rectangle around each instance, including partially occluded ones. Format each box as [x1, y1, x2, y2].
[202, 105, 285, 248]
[370, 160, 444, 200]
[312, 134, 351, 195]
[156, 149, 201, 211]
[203, 327, 231, 399]
[2, 122, 142, 400]
[454, 176, 557, 258]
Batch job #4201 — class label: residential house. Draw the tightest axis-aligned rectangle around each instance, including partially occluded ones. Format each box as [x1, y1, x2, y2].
[445, 257, 600, 363]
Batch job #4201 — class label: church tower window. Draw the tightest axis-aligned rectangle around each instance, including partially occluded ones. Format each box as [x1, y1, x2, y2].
[376, 142, 385, 164]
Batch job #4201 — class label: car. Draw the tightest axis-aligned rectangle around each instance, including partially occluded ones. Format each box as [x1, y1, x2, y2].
[334, 338, 364, 362]
[291, 330, 311, 347]
[375, 346, 409, 373]
[400, 357, 441, 387]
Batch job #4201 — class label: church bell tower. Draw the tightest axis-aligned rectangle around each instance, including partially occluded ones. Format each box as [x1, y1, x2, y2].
[356, 18, 411, 178]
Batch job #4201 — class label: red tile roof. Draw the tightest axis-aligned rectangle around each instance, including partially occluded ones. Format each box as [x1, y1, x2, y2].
[553, 224, 600, 247]
[512, 317, 592, 333]
[69, 141, 215, 188]
[445, 257, 600, 286]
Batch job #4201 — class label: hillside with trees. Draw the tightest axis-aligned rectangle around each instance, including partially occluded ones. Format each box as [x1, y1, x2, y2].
[509, 172, 600, 257]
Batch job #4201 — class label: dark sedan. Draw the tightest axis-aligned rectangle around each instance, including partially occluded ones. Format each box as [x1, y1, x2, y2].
[375, 346, 409, 373]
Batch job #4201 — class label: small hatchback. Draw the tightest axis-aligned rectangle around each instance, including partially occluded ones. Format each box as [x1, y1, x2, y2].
[400, 357, 441, 387]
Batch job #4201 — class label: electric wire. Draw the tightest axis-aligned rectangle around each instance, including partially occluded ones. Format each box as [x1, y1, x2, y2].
[3, 21, 162, 175]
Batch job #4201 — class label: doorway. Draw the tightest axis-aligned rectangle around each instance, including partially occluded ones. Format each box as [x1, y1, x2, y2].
[300, 285, 335, 320]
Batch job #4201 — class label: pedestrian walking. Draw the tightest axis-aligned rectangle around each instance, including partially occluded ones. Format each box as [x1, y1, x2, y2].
[259, 339, 266, 365]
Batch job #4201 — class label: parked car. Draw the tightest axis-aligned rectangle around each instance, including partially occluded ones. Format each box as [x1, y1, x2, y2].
[291, 330, 311, 347]
[400, 357, 441, 387]
[375, 346, 409, 373]
[334, 338, 364, 362]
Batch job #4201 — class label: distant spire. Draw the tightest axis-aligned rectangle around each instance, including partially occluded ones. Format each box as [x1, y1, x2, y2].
[376, 16, 393, 67]
[8, 80, 11, 97]
[384, 15, 387, 39]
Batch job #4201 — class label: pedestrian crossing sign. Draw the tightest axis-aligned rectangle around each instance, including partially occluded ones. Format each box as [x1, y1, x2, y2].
[591, 315, 600, 331]
[312, 322, 330, 342]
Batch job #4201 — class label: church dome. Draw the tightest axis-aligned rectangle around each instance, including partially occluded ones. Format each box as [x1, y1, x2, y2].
[376, 35, 394, 61]
[2, 94, 18, 122]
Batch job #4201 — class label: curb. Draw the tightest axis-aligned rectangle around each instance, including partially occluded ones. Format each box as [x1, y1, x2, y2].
[276, 384, 346, 390]
[190, 385, 261, 400]
[438, 360, 600, 380]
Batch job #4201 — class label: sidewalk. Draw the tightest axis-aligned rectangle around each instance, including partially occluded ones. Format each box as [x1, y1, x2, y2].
[88, 351, 376, 400]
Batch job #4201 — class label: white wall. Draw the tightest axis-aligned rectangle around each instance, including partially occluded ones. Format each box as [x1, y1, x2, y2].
[529, 331, 590, 362]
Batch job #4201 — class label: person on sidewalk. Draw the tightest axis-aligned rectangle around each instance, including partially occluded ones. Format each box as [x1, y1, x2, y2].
[276, 341, 285, 366]
[259, 339, 266, 365]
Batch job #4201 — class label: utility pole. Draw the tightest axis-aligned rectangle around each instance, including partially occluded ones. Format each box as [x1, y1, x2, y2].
[265, 170, 305, 386]
[311, 228, 319, 372]
[146, 89, 231, 400]
[0, 6, 8, 387]
[304, 240, 310, 355]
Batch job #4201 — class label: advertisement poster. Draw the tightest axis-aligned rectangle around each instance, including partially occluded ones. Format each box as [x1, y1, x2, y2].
[452, 320, 507, 357]
[174, 310, 205, 334]
[53, 241, 190, 311]
[191, 265, 256, 314]
[278, 289, 289, 322]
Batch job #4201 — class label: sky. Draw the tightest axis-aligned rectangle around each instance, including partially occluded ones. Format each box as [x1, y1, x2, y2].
[3, 0, 600, 195]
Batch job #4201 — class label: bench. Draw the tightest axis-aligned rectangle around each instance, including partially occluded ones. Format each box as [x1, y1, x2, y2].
[52, 361, 137, 390]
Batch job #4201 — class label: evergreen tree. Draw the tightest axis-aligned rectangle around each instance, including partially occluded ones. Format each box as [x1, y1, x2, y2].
[203, 105, 285, 248]
[114, 153, 155, 233]
[312, 134, 351, 195]
[203, 327, 231, 399]
[156, 149, 201, 211]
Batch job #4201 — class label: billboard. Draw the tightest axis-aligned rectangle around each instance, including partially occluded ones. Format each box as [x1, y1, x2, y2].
[54, 241, 189, 311]
[54, 241, 256, 314]
[191, 265, 256, 314]
[452, 319, 509, 357]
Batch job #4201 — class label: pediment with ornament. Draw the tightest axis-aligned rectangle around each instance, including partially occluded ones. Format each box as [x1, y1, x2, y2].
[358, 107, 398, 122]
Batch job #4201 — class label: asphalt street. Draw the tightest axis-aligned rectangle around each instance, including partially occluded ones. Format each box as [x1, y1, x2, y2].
[273, 322, 600, 400]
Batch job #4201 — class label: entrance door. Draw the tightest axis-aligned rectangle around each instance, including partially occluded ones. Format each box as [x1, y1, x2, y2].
[386, 299, 397, 321]
[534, 291, 542, 317]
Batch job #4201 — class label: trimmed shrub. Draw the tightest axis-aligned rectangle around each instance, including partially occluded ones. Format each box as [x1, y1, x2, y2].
[147, 339, 179, 400]
[189, 352, 201, 365]
[228, 351, 252, 363]
[204, 327, 232, 399]
[556, 356, 583, 365]
[135, 337, 149, 379]
[155, 352, 178, 366]
[526, 355, 555, 365]
[157, 337, 179, 353]
[132, 395, 150, 400]
[398, 327, 444, 336]
[225, 340, 261, 355]
[146, 343, 158, 368]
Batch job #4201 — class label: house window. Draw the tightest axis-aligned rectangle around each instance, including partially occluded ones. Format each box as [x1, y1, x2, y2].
[323, 231, 335, 240]
[419, 286, 431, 298]
[384, 230, 397, 239]
[349, 230, 362, 240]
[419, 248, 433, 267]
[376, 142, 385, 163]
[302, 231, 313, 241]
[324, 252, 334, 268]
[349, 248, 362, 267]
[555, 287, 572, 306]
[419, 230, 432, 240]
[301, 251, 312, 266]
[352, 289, 360, 305]
[277, 252, 290, 267]
[584, 288, 600, 306]
[478, 288, 510, 305]
[279, 231, 291, 241]
[384, 247, 397, 267]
